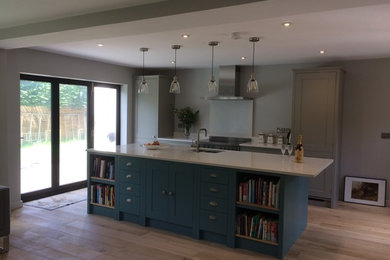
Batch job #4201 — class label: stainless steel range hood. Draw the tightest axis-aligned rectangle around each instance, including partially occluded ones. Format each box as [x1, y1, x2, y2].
[208, 65, 251, 100]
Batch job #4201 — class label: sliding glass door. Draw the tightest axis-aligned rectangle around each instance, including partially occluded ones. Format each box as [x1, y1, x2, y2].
[59, 84, 88, 186]
[20, 75, 120, 201]
[20, 79, 52, 194]
[93, 86, 119, 149]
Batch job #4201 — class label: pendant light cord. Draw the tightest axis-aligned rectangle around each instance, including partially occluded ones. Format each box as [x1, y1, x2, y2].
[174, 48, 177, 76]
[211, 45, 214, 79]
[142, 50, 145, 81]
[252, 41, 255, 75]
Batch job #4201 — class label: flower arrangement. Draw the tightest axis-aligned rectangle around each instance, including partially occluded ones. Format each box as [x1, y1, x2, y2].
[173, 107, 199, 136]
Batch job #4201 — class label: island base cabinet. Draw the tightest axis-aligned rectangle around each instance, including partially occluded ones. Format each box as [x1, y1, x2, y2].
[146, 161, 195, 231]
[87, 153, 314, 259]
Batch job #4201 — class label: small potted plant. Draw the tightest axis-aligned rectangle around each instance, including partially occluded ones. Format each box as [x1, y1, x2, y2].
[173, 107, 199, 136]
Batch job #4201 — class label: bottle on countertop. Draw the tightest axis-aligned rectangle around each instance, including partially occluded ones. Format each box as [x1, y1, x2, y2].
[294, 134, 304, 163]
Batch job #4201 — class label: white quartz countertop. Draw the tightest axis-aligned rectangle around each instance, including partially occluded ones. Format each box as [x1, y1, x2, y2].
[88, 144, 333, 178]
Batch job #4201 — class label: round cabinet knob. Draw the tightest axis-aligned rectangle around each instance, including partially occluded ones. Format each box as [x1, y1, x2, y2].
[126, 162, 132, 166]
[126, 186, 132, 191]
[162, 190, 167, 195]
[126, 174, 132, 179]
[126, 198, 132, 203]
[168, 191, 173, 196]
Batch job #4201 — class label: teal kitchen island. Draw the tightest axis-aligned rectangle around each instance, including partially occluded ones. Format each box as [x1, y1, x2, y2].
[87, 144, 333, 259]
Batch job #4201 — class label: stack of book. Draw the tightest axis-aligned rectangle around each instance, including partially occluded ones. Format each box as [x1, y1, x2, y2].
[92, 157, 115, 180]
[238, 177, 280, 208]
[90, 184, 115, 207]
[236, 213, 278, 243]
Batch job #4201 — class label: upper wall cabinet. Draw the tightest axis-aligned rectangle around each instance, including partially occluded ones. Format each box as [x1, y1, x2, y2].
[134, 75, 174, 143]
[292, 67, 344, 208]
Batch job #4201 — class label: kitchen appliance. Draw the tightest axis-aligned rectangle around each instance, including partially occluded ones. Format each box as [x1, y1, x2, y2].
[198, 136, 251, 151]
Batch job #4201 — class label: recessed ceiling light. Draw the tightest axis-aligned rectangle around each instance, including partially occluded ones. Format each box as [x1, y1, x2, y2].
[282, 22, 292, 27]
[182, 34, 190, 39]
[241, 56, 246, 60]
[97, 43, 104, 47]
[319, 50, 326, 54]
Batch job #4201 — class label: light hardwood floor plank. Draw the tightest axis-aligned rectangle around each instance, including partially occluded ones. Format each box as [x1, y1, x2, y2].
[2, 193, 389, 260]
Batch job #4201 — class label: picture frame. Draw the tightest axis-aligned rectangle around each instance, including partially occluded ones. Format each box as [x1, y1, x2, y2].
[344, 176, 387, 207]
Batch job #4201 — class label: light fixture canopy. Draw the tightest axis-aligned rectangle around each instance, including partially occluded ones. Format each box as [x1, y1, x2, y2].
[208, 41, 219, 94]
[282, 21, 292, 27]
[169, 45, 181, 94]
[138, 47, 149, 94]
[247, 37, 260, 93]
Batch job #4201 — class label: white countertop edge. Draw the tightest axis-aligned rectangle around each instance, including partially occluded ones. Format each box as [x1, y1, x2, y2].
[87, 145, 333, 178]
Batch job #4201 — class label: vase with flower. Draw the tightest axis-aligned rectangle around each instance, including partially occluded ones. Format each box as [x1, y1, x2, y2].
[173, 107, 199, 137]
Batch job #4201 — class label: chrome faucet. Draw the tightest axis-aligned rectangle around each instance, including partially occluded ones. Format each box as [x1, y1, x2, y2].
[196, 128, 207, 152]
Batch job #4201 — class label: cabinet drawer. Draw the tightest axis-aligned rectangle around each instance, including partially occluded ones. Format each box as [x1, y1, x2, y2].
[119, 170, 140, 184]
[200, 197, 227, 213]
[119, 183, 140, 196]
[118, 156, 141, 171]
[201, 168, 228, 184]
[119, 196, 139, 215]
[201, 182, 228, 198]
[199, 210, 227, 235]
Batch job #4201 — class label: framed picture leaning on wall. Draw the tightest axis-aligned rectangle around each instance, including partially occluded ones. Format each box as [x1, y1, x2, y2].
[344, 176, 386, 207]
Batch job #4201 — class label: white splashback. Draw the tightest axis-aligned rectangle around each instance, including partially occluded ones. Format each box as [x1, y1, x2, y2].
[209, 100, 253, 137]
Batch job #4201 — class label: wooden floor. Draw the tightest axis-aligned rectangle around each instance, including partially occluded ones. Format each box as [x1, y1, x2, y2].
[2, 191, 390, 260]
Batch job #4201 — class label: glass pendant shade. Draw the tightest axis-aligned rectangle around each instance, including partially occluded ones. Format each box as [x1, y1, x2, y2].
[247, 37, 260, 93]
[208, 41, 219, 94]
[138, 47, 149, 94]
[169, 45, 181, 94]
[208, 75, 218, 94]
[138, 79, 149, 94]
[169, 75, 180, 94]
[247, 72, 259, 93]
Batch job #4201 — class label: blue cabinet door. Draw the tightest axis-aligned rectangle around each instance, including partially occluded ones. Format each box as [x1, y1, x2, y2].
[146, 161, 170, 222]
[169, 164, 194, 227]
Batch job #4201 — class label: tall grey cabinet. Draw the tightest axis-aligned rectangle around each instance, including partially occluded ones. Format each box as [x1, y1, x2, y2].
[292, 67, 343, 208]
[134, 75, 174, 143]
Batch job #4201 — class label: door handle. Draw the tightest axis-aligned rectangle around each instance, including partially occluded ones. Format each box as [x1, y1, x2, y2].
[126, 162, 132, 166]
[209, 173, 217, 178]
[126, 198, 132, 203]
[126, 186, 132, 191]
[126, 174, 132, 179]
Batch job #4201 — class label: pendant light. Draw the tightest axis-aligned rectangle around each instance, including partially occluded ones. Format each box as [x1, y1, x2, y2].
[208, 41, 219, 94]
[138, 47, 149, 94]
[169, 45, 181, 94]
[247, 37, 260, 93]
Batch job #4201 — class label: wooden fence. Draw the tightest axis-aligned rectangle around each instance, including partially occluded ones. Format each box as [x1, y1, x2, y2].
[21, 106, 87, 144]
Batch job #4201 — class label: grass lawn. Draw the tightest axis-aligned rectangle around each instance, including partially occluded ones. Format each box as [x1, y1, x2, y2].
[21, 140, 87, 194]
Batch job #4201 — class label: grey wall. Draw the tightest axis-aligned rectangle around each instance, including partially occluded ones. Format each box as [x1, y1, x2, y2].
[0, 48, 135, 209]
[339, 59, 390, 205]
[153, 60, 389, 205]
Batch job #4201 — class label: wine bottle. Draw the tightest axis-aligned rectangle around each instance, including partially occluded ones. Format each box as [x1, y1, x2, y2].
[294, 134, 304, 163]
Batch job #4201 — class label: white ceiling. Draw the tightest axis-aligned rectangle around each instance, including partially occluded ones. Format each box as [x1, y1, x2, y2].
[1, 0, 390, 68]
